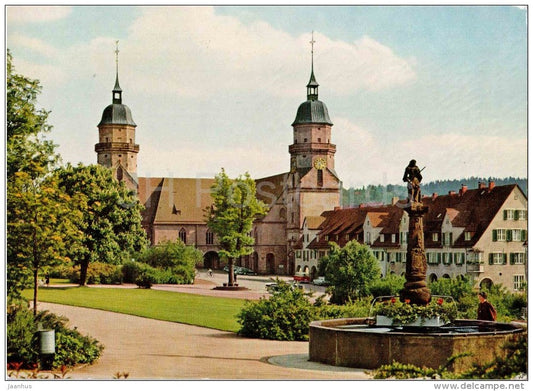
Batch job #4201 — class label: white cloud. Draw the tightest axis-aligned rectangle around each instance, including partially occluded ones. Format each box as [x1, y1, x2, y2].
[120, 7, 416, 99]
[9, 57, 66, 87]
[334, 117, 527, 187]
[7, 6, 72, 24]
[8, 34, 59, 58]
[139, 142, 285, 181]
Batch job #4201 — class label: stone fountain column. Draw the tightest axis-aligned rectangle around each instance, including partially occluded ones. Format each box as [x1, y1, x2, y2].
[400, 202, 431, 305]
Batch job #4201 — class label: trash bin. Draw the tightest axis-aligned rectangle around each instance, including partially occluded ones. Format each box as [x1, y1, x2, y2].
[39, 329, 55, 369]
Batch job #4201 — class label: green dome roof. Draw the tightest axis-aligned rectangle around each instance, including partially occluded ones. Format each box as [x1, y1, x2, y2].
[292, 99, 332, 126]
[98, 72, 136, 127]
[98, 103, 136, 127]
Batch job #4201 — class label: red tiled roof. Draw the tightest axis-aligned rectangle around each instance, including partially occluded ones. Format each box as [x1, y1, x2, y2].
[307, 184, 523, 251]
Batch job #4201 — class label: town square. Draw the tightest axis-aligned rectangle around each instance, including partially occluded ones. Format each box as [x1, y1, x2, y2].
[5, 5, 527, 389]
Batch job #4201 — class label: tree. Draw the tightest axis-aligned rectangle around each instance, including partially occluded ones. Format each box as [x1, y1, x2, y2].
[320, 241, 381, 304]
[8, 172, 83, 314]
[6, 50, 81, 311]
[206, 169, 267, 286]
[55, 164, 148, 286]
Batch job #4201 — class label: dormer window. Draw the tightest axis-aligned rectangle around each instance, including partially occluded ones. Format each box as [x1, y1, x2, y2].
[465, 232, 472, 241]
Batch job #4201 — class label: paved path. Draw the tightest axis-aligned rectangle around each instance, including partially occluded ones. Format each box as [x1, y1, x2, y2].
[39, 302, 370, 380]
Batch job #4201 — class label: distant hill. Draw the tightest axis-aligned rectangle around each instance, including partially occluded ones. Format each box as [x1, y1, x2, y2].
[342, 177, 527, 207]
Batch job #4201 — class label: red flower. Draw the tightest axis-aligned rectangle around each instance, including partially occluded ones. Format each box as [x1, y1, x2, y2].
[390, 297, 396, 304]
[437, 298, 444, 305]
[404, 299, 411, 304]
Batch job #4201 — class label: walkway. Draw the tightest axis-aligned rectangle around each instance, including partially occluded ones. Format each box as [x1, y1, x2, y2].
[39, 302, 370, 380]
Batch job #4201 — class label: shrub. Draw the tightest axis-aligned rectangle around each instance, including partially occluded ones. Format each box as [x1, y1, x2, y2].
[121, 260, 143, 283]
[69, 262, 122, 285]
[7, 302, 38, 365]
[47, 264, 73, 279]
[136, 240, 200, 284]
[429, 276, 473, 299]
[237, 280, 316, 341]
[370, 274, 406, 297]
[135, 268, 157, 289]
[7, 303, 103, 369]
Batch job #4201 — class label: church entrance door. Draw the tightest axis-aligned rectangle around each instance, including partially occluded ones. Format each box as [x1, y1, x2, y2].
[203, 251, 220, 269]
[266, 253, 276, 274]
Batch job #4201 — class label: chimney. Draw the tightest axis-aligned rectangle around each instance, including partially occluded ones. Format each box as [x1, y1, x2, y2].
[478, 182, 487, 189]
[432, 192, 438, 201]
[488, 181, 496, 192]
[391, 196, 399, 205]
[448, 191, 456, 196]
[459, 184, 467, 196]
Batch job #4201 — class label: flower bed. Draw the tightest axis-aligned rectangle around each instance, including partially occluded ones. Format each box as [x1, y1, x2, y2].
[372, 296, 457, 326]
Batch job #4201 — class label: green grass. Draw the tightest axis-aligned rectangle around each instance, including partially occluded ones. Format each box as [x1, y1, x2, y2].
[23, 287, 245, 332]
[50, 278, 72, 285]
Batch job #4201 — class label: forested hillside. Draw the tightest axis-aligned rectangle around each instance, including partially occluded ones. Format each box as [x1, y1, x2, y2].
[342, 177, 527, 207]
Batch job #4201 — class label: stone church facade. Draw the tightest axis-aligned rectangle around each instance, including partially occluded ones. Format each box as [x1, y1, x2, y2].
[95, 47, 341, 275]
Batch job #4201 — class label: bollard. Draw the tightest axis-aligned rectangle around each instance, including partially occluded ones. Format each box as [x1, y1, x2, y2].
[39, 329, 55, 369]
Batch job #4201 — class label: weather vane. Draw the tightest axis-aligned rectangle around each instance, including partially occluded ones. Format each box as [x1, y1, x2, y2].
[115, 40, 119, 75]
[310, 31, 316, 70]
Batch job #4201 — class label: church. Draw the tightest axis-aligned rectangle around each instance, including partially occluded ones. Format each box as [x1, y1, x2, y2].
[95, 41, 342, 276]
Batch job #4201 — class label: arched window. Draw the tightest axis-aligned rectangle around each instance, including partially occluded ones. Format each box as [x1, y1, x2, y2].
[279, 208, 287, 221]
[317, 169, 323, 187]
[179, 228, 187, 243]
[206, 230, 214, 245]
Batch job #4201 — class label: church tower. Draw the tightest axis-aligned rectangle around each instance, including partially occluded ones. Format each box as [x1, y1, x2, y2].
[95, 41, 139, 191]
[286, 33, 341, 244]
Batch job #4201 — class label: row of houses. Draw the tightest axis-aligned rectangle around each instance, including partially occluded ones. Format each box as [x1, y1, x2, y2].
[294, 182, 527, 292]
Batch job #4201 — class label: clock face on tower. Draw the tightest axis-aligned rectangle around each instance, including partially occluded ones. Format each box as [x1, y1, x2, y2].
[314, 157, 327, 170]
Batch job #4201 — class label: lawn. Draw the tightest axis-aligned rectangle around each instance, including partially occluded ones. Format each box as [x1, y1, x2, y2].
[23, 287, 245, 332]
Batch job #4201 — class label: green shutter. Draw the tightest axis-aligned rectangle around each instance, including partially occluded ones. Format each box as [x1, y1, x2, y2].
[503, 253, 508, 265]
[489, 254, 493, 265]
[515, 210, 520, 220]
[507, 230, 512, 242]
[492, 230, 497, 241]
[521, 230, 527, 242]
[510, 253, 515, 265]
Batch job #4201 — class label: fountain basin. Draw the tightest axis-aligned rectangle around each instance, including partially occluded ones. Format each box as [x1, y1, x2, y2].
[309, 318, 525, 373]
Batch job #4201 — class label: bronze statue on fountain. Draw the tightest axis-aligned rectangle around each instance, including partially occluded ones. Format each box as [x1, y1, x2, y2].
[401, 159, 431, 305]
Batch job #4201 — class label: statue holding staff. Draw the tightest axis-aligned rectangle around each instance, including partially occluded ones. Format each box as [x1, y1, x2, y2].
[403, 159, 424, 203]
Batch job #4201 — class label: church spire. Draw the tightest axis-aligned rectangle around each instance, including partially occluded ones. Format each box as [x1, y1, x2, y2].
[112, 40, 122, 104]
[307, 31, 319, 101]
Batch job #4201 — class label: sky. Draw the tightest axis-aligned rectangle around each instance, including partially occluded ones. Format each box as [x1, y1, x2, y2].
[6, 5, 527, 188]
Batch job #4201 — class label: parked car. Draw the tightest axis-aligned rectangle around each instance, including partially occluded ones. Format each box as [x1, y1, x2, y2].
[222, 266, 257, 275]
[313, 276, 329, 286]
[237, 267, 257, 275]
[293, 272, 311, 283]
[266, 281, 303, 293]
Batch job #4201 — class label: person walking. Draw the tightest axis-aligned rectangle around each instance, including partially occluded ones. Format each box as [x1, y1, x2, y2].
[477, 291, 497, 321]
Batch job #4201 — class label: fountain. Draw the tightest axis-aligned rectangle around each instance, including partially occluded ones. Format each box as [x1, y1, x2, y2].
[308, 162, 526, 373]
